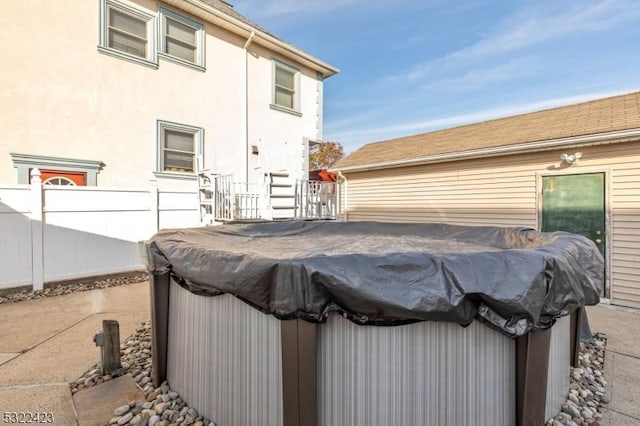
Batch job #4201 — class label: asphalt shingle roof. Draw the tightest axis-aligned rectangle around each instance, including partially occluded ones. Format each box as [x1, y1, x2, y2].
[194, 1, 337, 76]
[336, 91, 640, 170]
[197, 0, 290, 45]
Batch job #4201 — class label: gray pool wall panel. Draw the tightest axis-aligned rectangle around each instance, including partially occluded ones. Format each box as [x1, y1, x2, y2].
[545, 315, 571, 419]
[167, 281, 284, 426]
[317, 313, 516, 426]
[166, 279, 573, 426]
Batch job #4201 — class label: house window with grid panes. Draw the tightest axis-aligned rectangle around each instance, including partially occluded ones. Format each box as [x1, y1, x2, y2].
[99, 0, 156, 65]
[163, 130, 195, 172]
[159, 7, 205, 69]
[108, 8, 147, 57]
[157, 121, 203, 174]
[273, 61, 299, 111]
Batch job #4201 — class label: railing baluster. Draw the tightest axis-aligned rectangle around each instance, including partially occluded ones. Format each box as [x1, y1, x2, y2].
[293, 180, 339, 220]
[214, 177, 339, 222]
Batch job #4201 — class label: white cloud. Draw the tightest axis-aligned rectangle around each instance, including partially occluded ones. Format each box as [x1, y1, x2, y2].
[234, 0, 362, 18]
[398, 0, 640, 82]
[423, 57, 535, 92]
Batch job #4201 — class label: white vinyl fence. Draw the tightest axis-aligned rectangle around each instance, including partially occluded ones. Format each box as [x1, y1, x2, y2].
[0, 171, 200, 290]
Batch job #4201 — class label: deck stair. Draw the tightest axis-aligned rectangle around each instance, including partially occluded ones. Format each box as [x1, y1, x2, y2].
[198, 171, 337, 223]
[197, 170, 215, 225]
[268, 172, 295, 220]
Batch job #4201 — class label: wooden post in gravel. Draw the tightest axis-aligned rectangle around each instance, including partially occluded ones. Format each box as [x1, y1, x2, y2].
[102, 320, 122, 374]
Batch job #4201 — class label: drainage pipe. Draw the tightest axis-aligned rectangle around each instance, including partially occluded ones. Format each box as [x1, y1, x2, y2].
[243, 31, 256, 184]
[337, 171, 348, 221]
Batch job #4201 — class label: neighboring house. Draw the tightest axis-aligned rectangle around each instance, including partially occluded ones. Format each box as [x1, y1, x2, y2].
[334, 91, 640, 309]
[0, 0, 338, 217]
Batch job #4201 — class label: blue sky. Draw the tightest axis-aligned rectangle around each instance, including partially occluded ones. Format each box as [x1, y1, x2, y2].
[234, 0, 640, 154]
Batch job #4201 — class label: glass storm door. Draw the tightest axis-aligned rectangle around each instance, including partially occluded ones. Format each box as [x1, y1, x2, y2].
[541, 173, 606, 258]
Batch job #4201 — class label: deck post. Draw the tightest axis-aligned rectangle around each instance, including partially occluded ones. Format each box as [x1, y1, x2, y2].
[281, 319, 318, 426]
[516, 328, 552, 426]
[150, 272, 170, 387]
[570, 308, 583, 367]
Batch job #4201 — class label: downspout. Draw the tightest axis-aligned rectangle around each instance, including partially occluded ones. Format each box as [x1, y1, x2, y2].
[337, 171, 348, 222]
[243, 31, 256, 184]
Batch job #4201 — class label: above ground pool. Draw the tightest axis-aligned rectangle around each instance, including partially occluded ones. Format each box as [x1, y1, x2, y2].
[147, 221, 603, 426]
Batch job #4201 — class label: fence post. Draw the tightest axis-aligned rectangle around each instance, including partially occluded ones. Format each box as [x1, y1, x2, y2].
[30, 168, 44, 291]
[149, 178, 159, 232]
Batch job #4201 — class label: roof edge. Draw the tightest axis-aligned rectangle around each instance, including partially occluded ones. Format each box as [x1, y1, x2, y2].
[172, 0, 339, 77]
[333, 128, 640, 173]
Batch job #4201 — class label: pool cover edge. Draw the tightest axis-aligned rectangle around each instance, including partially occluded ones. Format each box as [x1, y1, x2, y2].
[146, 221, 603, 337]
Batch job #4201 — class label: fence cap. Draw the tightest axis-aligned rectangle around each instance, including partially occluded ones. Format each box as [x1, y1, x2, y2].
[30, 168, 42, 182]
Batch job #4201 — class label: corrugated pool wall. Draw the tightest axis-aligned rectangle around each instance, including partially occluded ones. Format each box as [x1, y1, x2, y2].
[166, 280, 571, 425]
[318, 315, 516, 426]
[167, 282, 284, 426]
[341, 142, 640, 309]
[546, 315, 571, 419]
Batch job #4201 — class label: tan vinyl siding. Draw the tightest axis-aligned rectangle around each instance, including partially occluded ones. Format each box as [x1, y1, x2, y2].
[343, 140, 640, 309]
[345, 160, 538, 228]
[609, 142, 640, 308]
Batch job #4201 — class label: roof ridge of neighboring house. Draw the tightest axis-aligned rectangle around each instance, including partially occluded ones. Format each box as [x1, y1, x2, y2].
[364, 90, 640, 148]
[335, 90, 640, 171]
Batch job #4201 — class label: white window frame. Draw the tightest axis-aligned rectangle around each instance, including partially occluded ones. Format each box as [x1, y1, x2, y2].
[155, 120, 203, 179]
[43, 177, 77, 186]
[271, 60, 302, 116]
[158, 7, 206, 71]
[98, 0, 157, 68]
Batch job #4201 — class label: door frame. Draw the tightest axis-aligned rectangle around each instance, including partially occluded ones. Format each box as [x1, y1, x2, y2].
[536, 167, 612, 299]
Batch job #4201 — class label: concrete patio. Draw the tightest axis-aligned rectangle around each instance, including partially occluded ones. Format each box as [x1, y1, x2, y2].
[0, 282, 150, 425]
[587, 303, 640, 425]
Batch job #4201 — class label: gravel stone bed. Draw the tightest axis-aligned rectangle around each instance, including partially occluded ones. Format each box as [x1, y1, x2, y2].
[72, 322, 216, 426]
[0, 272, 149, 305]
[546, 333, 610, 426]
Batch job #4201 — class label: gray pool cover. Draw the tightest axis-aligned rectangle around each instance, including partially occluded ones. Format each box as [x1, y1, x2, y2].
[146, 221, 603, 337]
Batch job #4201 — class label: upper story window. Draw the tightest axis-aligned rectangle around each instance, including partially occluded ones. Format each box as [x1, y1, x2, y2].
[109, 8, 147, 57]
[158, 7, 205, 70]
[156, 121, 203, 177]
[99, 0, 157, 67]
[271, 60, 301, 116]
